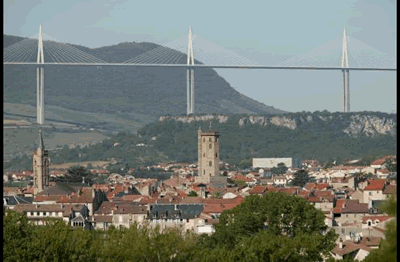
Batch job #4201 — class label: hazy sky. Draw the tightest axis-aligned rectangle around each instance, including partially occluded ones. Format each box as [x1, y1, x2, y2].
[4, 0, 396, 113]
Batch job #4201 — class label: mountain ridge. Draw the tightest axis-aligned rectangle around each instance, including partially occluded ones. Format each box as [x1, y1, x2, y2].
[4, 34, 286, 131]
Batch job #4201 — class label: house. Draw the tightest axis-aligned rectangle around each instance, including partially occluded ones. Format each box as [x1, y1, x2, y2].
[348, 189, 364, 203]
[70, 205, 93, 230]
[382, 184, 396, 199]
[332, 199, 369, 227]
[258, 177, 274, 185]
[376, 169, 389, 179]
[94, 201, 148, 230]
[57, 187, 95, 216]
[362, 180, 386, 204]
[147, 204, 204, 232]
[248, 185, 268, 195]
[272, 176, 288, 186]
[362, 215, 394, 229]
[12, 203, 87, 226]
[330, 239, 376, 261]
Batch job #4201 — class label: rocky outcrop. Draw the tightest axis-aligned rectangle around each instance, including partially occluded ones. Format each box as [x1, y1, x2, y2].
[159, 113, 396, 137]
[343, 115, 396, 137]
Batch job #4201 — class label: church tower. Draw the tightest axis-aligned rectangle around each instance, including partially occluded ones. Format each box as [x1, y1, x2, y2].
[196, 124, 220, 183]
[33, 129, 50, 195]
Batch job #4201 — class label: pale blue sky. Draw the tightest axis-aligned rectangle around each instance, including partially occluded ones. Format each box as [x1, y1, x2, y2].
[4, 0, 396, 113]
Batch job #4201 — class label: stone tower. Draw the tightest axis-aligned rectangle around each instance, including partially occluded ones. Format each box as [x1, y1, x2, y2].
[196, 126, 220, 183]
[33, 129, 50, 195]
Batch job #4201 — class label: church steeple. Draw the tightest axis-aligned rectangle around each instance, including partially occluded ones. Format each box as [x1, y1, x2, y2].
[33, 128, 50, 195]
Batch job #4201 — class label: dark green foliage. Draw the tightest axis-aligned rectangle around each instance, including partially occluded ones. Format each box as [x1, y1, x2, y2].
[363, 194, 397, 262]
[290, 169, 311, 188]
[188, 191, 198, 197]
[385, 158, 397, 172]
[271, 162, 288, 175]
[65, 166, 95, 184]
[190, 192, 338, 261]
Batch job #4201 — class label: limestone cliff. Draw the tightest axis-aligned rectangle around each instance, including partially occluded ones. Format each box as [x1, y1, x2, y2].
[159, 112, 396, 137]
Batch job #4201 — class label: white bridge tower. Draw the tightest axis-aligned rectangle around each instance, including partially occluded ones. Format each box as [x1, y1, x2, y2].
[37, 25, 45, 124]
[341, 26, 350, 112]
[187, 26, 195, 115]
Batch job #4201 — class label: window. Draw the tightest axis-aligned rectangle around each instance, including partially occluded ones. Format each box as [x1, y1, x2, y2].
[376, 191, 379, 194]
[209, 144, 212, 149]
[209, 161, 212, 167]
[203, 153, 205, 157]
[369, 192, 372, 196]
[215, 153, 218, 157]
[368, 221, 372, 226]
[203, 138, 205, 142]
[27, 212, 31, 216]
[203, 170, 205, 175]
[209, 138, 212, 142]
[341, 228, 345, 234]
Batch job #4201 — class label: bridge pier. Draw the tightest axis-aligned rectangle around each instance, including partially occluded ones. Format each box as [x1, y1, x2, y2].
[37, 66, 44, 124]
[187, 27, 195, 115]
[37, 25, 45, 124]
[341, 27, 350, 113]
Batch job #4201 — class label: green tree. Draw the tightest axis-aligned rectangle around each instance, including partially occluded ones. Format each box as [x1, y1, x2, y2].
[65, 166, 94, 184]
[384, 158, 397, 172]
[363, 194, 396, 262]
[195, 192, 337, 261]
[3, 210, 37, 261]
[233, 180, 247, 187]
[188, 191, 198, 197]
[271, 162, 288, 175]
[291, 169, 311, 188]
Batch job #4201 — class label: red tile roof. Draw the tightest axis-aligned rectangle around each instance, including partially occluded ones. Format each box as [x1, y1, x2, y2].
[232, 175, 255, 182]
[370, 158, 387, 166]
[57, 188, 93, 204]
[277, 187, 298, 195]
[122, 194, 142, 201]
[362, 215, 394, 224]
[249, 185, 267, 195]
[331, 241, 371, 256]
[364, 180, 386, 191]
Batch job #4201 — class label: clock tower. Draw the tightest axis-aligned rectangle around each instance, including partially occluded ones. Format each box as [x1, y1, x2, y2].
[33, 129, 50, 195]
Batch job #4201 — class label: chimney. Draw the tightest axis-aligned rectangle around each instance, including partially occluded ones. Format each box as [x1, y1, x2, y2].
[339, 238, 343, 249]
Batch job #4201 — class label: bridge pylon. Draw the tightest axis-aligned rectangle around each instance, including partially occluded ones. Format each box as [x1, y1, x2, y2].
[187, 26, 195, 115]
[37, 25, 45, 124]
[341, 26, 350, 112]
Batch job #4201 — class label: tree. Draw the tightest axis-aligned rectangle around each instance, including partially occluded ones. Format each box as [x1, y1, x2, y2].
[271, 162, 288, 175]
[188, 191, 198, 197]
[291, 169, 311, 188]
[384, 158, 397, 172]
[195, 192, 337, 261]
[363, 194, 396, 262]
[3, 210, 37, 261]
[65, 166, 94, 184]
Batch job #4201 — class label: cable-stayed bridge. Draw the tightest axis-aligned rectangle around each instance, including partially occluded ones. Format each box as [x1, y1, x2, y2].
[4, 26, 396, 124]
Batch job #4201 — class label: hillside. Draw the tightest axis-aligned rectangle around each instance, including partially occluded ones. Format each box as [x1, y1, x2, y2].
[4, 34, 285, 132]
[5, 111, 396, 171]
